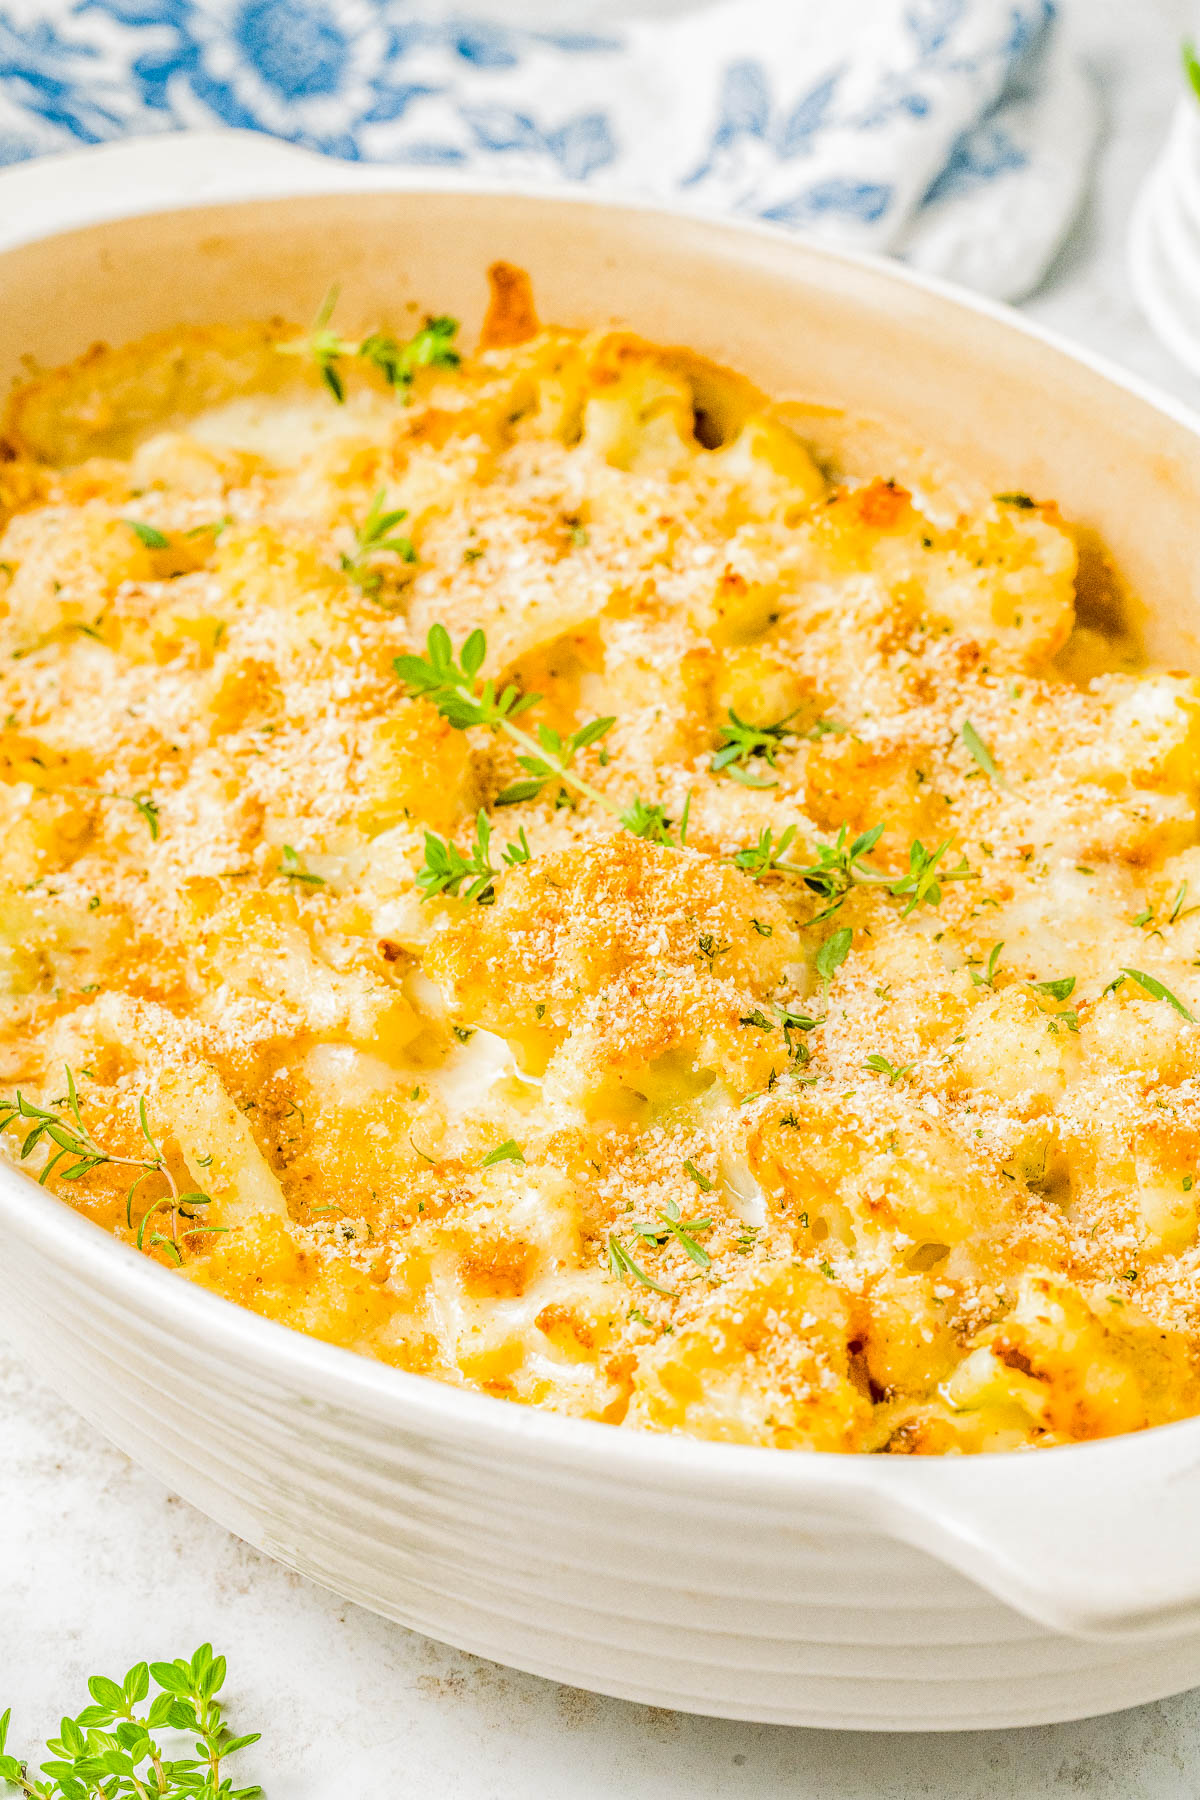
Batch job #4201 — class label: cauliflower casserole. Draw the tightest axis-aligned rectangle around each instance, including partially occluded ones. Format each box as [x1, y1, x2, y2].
[1, 264, 1198, 1457]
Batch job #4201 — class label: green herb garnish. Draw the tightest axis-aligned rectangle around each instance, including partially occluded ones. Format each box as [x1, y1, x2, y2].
[339, 489, 416, 594]
[1185, 39, 1200, 103]
[278, 289, 461, 404]
[124, 520, 170, 550]
[1035, 976, 1076, 1002]
[0, 1068, 218, 1265]
[970, 941, 1004, 988]
[961, 719, 1000, 781]
[397, 626, 622, 821]
[278, 844, 324, 886]
[815, 926, 853, 984]
[796, 822, 891, 922]
[1107, 967, 1196, 1022]
[696, 934, 731, 973]
[481, 1139, 524, 1169]
[416, 810, 530, 905]
[607, 1232, 675, 1296]
[619, 797, 677, 845]
[495, 714, 616, 807]
[0, 1641, 260, 1798]
[733, 824, 800, 882]
[710, 708, 800, 787]
[889, 839, 976, 917]
[864, 1053, 914, 1085]
[632, 1196, 713, 1270]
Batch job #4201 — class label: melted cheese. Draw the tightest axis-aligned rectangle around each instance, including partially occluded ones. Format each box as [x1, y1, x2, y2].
[0, 283, 1198, 1455]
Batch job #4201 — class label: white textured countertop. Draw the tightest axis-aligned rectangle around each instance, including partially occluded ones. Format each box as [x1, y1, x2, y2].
[3, 2, 1200, 1793]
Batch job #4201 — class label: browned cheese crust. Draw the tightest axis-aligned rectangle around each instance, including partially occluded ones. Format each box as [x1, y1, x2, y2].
[0, 267, 1197, 1454]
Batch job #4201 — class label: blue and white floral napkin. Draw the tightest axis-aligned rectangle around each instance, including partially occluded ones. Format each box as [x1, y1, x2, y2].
[0, 0, 1095, 301]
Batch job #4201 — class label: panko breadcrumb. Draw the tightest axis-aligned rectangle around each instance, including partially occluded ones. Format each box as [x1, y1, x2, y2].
[0, 264, 1198, 1456]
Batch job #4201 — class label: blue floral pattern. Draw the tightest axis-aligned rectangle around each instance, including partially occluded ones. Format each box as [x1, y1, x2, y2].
[0, 0, 1093, 302]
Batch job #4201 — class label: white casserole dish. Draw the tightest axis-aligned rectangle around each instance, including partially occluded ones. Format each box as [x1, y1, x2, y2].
[3, 130, 1200, 1732]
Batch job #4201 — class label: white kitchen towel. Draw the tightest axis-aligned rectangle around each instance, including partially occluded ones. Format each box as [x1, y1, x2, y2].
[0, 0, 1096, 301]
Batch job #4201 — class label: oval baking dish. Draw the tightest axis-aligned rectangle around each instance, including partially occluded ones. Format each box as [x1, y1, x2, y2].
[3, 131, 1200, 1731]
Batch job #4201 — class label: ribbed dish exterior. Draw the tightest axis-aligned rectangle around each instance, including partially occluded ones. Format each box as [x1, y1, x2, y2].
[4, 1213, 1200, 1730]
[5, 156, 1200, 1727]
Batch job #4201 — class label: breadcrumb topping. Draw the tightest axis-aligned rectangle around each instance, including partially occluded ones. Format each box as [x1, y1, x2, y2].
[0, 275, 1198, 1455]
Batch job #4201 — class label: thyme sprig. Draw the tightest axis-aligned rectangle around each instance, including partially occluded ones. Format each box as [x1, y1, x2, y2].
[733, 824, 800, 881]
[733, 820, 971, 930]
[0, 1642, 260, 1799]
[0, 1069, 216, 1264]
[340, 489, 416, 594]
[864, 1052, 914, 1086]
[417, 810, 530, 905]
[631, 1196, 714, 1269]
[399, 627, 695, 850]
[278, 289, 461, 404]
[620, 797, 676, 845]
[889, 838, 976, 918]
[710, 708, 800, 788]
[494, 714, 615, 808]
[607, 1231, 674, 1296]
[796, 822, 891, 921]
[116, 792, 160, 841]
[396, 625, 621, 818]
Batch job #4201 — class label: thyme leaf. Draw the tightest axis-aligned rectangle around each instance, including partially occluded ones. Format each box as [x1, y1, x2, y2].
[1107, 967, 1196, 1022]
[710, 707, 800, 786]
[339, 488, 416, 594]
[480, 1139, 524, 1168]
[815, 926, 853, 984]
[607, 1231, 675, 1295]
[961, 719, 1000, 782]
[864, 1052, 914, 1086]
[123, 519, 170, 550]
[889, 839, 976, 917]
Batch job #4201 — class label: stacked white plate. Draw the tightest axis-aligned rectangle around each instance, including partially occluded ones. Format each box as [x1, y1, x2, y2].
[1131, 92, 1200, 375]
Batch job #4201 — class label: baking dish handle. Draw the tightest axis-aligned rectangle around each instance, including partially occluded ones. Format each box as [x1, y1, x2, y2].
[872, 1422, 1200, 1641]
[0, 129, 360, 252]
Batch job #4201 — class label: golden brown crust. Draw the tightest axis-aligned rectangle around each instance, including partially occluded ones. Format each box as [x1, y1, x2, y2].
[0, 298, 1198, 1453]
